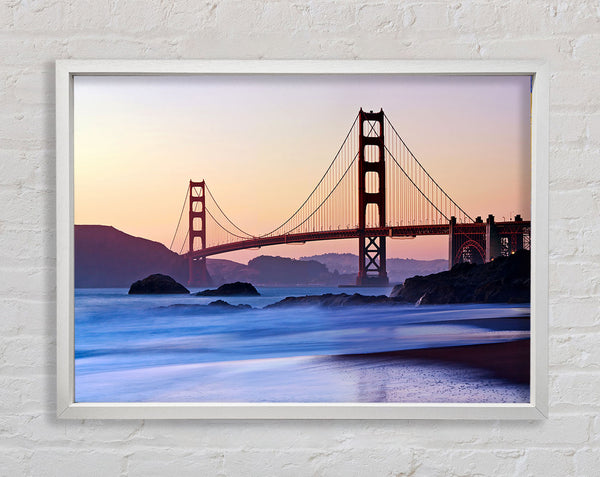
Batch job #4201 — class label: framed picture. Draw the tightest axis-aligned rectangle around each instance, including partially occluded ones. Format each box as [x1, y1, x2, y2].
[56, 60, 548, 419]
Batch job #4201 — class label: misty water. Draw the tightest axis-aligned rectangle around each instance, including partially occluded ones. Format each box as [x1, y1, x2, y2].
[75, 287, 530, 403]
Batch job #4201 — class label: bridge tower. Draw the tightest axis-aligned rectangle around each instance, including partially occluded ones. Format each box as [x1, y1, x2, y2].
[188, 180, 213, 287]
[356, 109, 389, 286]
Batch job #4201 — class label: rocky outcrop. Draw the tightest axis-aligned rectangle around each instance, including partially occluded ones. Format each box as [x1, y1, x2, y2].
[266, 293, 398, 308]
[196, 282, 260, 297]
[390, 250, 530, 305]
[128, 274, 190, 295]
[207, 300, 253, 310]
[155, 300, 253, 312]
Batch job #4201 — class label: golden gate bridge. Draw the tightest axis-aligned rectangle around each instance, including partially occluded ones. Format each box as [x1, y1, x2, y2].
[169, 109, 530, 286]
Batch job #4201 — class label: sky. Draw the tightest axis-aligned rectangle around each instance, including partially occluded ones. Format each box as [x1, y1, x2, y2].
[74, 74, 531, 263]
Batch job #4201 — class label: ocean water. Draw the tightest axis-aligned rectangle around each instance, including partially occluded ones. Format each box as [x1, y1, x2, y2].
[75, 286, 530, 403]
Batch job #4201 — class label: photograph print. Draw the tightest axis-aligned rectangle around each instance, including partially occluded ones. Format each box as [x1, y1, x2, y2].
[74, 72, 532, 403]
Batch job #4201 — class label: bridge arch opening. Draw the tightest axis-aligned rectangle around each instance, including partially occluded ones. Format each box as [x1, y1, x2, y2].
[364, 145, 380, 163]
[365, 171, 379, 194]
[362, 120, 381, 137]
[192, 217, 204, 231]
[365, 203, 381, 228]
[191, 236, 205, 251]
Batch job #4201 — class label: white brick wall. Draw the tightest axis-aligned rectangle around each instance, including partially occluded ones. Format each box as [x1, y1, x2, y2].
[1, 1, 598, 475]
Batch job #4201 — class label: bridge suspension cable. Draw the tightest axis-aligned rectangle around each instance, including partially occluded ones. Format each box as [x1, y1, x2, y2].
[169, 186, 190, 252]
[180, 114, 362, 251]
[177, 109, 476, 255]
[204, 183, 255, 239]
[178, 229, 189, 255]
[279, 152, 358, 236]
[205, 207, 255, 241]
[385, 144, 451, 222]
[383, 113, 474, 223]
[259, 113, 360, 238]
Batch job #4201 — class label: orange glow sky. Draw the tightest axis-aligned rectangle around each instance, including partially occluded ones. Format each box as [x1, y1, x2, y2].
[74, 74, 531, 263]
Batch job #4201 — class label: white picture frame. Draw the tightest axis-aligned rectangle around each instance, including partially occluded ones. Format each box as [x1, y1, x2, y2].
[56, 59, 549, 419]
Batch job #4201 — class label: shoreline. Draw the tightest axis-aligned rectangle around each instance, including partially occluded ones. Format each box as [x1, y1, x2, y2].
[76, 339, 530, 402]
[334, 339, 530, 384]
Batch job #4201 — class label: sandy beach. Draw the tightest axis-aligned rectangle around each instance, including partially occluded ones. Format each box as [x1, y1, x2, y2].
[76, 339, 530, 403]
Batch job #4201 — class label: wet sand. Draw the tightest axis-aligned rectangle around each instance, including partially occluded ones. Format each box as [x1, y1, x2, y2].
[77, 339, 530, 403]
[337, 338, 530, 385]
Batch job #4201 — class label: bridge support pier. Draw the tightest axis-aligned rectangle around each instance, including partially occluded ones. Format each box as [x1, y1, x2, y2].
[188, 180, 213, 287]
[513, 214, 524, 252]
[357, 233, 389, 286]
[448, 216, 458, 269]
[189, 257, 213, 288]
[485, 214, 501, 263]
[356, 109, 389, 286]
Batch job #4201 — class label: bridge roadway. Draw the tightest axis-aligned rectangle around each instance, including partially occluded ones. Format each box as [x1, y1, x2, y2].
[188, 221, 529, 259]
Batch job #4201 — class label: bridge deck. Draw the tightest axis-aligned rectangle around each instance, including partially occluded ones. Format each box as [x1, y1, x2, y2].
[188, 221, 529, 259]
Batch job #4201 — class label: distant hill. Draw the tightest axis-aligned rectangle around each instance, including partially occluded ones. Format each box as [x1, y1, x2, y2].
[246, 256, 333, 286]
[300, 253, 447, 283]
[75, 225, 188, 288]
[75, 226, 337, 287]
[75, 225, 449, 287]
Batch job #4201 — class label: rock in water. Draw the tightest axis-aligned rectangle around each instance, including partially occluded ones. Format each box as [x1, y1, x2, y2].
[266, 293, 395, 308]
[196, 282, 260, 297]
[128, 274, 190, 295]
[207, 300, 253, 310]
